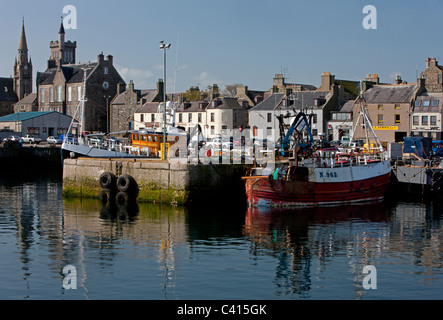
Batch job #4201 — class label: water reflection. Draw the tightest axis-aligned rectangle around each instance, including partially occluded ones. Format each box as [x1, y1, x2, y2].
[1, 175, 442, 299]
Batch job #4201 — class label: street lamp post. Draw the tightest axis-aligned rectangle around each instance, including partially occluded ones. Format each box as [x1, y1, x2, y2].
[104, 95, 111, 133]
[160, 41, 171, 160]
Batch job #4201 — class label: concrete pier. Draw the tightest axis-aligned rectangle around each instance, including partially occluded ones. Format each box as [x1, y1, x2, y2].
[62, 158, 252, 207]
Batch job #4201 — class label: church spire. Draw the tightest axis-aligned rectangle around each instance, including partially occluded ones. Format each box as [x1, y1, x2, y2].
[59, 17, 65, 35]
[18, 18, 28, 51]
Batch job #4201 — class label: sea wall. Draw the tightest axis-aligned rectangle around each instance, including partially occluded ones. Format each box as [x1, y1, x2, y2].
[0, 146, 62, 173]
[62, 158, 251, 207]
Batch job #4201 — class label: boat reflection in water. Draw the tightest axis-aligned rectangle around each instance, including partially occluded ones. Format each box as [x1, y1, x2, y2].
[243, 202, 392, 298]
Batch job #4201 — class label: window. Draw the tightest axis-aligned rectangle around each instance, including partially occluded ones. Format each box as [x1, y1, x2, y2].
[77, 86, 82, 101]
[27, 127, 39, 135]
[233, 112, 237, 123]
[104, 67, 109, 75]
[198, 113, 202, 123]
[439, 74, 442, 84]
[67, 87, 72, 102]
[178, 113, 183, 123]
[432, 100, 439, 107]
[49, 87, 54, 102]
[378, 114, 383, 124]
[57, 86, 62, 102]
[188, 113, 192, 123]
[378, 104, 383, 110]
[422, 116, 428, 125]
[424, 100, 430, 107]
[312, 129, 318, 136]
[40, 88, 45, 103]
[267, 113, 272, 123]
[395, 104, 400, 109]
[395, 114, 400, 124]
[211, 113, 215, 122]
[140, 114, 144, 123]
[313, 114, 317, 124]
[431, 116, 437, 125]
[415, 100, 421, 107]
[210, 126, 215, 135]
[4, 86, 8, 93]
[413, 116, 419, 125]
[151, 114, 155, 122]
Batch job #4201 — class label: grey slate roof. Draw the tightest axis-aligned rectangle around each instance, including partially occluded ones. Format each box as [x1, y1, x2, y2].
[137, 102, 160, 113]
[112, 89, 158, 105]
[37, 63, 98, 86]
[363, 84, 417, 103]
[335, 100, 355, 112]
[275, 91, 330, 111]
[16, 93, 37, 105]
[206, 97, 243, 110]
[250, 94, 284, 111]
[414, 94, 443, 112]
[0, 78, 18, 102]
[176, 101, 208, 112]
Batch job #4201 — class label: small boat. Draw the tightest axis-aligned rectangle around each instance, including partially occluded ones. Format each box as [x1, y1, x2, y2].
[242, 92, 392, 207]
[62, 68, 186, 159]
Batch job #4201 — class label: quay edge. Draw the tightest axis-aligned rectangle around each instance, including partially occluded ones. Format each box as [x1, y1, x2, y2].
[62, 158, 252, 207]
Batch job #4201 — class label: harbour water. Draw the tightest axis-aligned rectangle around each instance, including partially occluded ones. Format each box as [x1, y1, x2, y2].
[0, 173, 442, 300]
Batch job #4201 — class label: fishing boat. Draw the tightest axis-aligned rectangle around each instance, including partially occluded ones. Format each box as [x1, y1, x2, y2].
[242, 93, 392, 207]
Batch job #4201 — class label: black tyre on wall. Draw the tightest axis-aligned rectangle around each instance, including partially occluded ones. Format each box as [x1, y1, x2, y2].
[100, 171, 117, 190]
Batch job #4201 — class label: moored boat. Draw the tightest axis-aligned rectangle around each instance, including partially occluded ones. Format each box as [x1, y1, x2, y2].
[242, 90, 392, 207]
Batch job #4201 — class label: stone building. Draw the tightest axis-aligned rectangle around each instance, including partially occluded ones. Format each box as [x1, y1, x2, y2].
[249, 72, 359, 141]
[0, 78, 18, 117]
[411, 91, 443, 140]
[37, 52, 125, 133]
[419, 58, 443, 93]
[110, 80, 164, 132]
[353, 81, 422, 144]
[174, 101, 209, 134]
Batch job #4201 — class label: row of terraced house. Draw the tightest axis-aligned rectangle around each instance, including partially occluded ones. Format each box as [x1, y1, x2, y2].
[2, 20, 443, 146]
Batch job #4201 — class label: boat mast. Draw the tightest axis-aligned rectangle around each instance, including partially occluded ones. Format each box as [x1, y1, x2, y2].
[80, 68, 89, 140]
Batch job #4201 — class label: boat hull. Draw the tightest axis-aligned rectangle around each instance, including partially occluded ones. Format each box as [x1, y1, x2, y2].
[62, 142, 143, 158]
[244, 161, 392, 207]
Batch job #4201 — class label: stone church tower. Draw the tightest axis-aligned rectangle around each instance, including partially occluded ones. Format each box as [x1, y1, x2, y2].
[13, 19, 33, 100]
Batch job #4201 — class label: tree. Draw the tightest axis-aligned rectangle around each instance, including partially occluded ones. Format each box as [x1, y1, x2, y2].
[222, 83, 244, 97]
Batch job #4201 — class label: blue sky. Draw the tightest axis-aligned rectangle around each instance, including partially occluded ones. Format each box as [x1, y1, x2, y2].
[1, 0, 442, 93]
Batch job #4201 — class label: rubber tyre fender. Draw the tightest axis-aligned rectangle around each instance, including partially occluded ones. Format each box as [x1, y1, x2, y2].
[432, 171, 443, 182]
[117, 174, 134, 192]
[432, 181, 441, 191]
[99, 189, 113, 206]
[100, 172, 117, 190]
[115, 191, 129, 207]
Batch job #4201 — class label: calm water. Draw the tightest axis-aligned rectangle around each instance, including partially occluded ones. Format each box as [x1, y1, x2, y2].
[0, 175, 442, 300]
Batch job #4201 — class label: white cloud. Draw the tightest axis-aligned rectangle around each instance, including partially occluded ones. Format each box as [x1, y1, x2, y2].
[116, 65, 154, 89]
[193, 71, 222, 89]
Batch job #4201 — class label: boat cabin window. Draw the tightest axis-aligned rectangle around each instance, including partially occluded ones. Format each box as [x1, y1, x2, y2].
[141, 135, 147, 142]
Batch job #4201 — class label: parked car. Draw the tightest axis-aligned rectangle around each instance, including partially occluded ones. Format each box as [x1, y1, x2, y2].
[7, 135, 22, 142]
[47, 136, 63, 144]
[22, 134, 42, 144]
[88, 136, 103, 144]
[105, 136, 121, 144]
